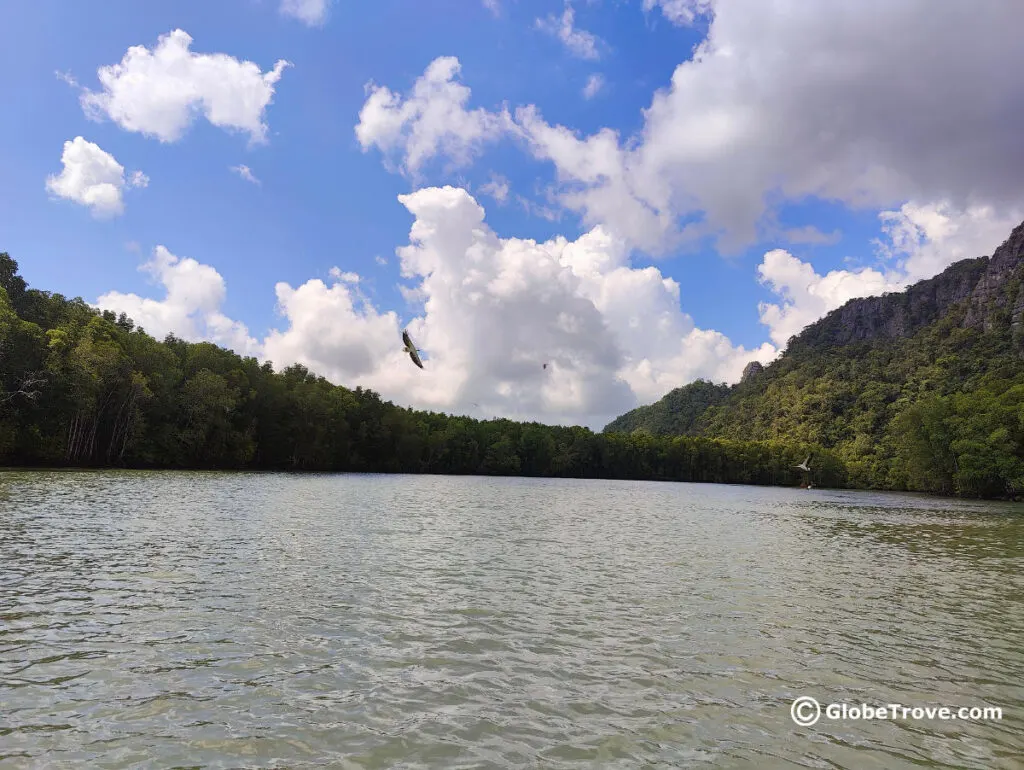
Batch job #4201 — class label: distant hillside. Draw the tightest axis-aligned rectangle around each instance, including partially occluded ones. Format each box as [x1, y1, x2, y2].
[605, 220, 1024, 498]
[603, 379, 730, 436]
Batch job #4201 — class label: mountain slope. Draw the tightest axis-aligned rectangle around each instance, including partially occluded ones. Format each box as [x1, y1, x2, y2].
[604, 220, 1024, 497]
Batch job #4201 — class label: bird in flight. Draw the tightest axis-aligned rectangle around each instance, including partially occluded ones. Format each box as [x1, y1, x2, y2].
[794, 456, 811, 472]
[402, 329, 423, 369]
[542, 362, 548, 370]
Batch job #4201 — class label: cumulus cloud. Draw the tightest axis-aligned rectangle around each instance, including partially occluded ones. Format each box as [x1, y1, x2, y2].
[536, 3, 603, 60]
[355, 57, 512, 176]
[262, 187, 773, 426]
[45, 136, 145, 218]
[358, 3, 1024, 255]
[280, 0, 331, 25]
[80, 29, 290, 145]
[756, 250, 905, 348]
[875, 201, 1022, 283]
[231, 164, 261, 185]
[756, 201, 1022, 347]
[531, 0, 1024, 253]
[96, 246, 260, 356]
[582, 73, 605, 99]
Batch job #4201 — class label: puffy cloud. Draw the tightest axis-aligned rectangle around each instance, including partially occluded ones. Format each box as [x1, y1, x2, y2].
[262, 273, 400, 381]
[875, 201, 1023, 283]
[756, 201, 1021, 347]
[280, 0, 331, 26]
[536, 3, 603, 60]
[94, 190, 778, 426]
[45, 136, 145, 218]
[262, 187, 774, 427]
[231, 164, 261, 185]
[528, 0, 1024, 253]
[354, 57, 512, 176]
[756, 249, 904, 348]
[358, 3, 1024, 255]
[80, 29, 290, 145]
[96, 246, 260, 356]
[582, 73, 605, 100]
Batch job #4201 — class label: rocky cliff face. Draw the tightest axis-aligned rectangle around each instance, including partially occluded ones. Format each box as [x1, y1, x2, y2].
[963, 220, 1024, 332]
[792, 219, 1024, 349]
[740, 360, 764, 383]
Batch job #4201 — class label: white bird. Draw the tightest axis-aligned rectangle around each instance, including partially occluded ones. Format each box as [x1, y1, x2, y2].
[402, 330, 423, 369]
[794, 456, 811, 472]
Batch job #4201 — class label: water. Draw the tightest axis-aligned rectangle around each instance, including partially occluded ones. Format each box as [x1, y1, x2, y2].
[1, 471, 1021, 769]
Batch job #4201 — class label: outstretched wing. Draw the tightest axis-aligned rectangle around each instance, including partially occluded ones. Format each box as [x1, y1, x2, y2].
[402, 330, 424, 369]
[408, 346, 424, 369]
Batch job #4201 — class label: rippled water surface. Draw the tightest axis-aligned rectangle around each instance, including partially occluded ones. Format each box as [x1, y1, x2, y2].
[1, 471, 1022, 768]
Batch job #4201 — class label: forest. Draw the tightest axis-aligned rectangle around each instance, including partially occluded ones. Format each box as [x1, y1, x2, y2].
[0, 253, 839, 489]
[604, 246, 1024, 500]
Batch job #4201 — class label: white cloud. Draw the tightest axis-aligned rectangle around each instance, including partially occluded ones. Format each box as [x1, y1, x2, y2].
[262, 187, 773, 427]
[280, 0, 331, 26]
[642, 0, 712, 26]
[355, 57, 512, 176]
[482, 0, 500, 16]
[45, 136, 144, 218]
[756, 249, 904, 348]
[262, 273, 400, 381]
[756, 201, 1021, 347]
[536, 3, 602, 60]
[582, 73, 605, 99]
[527, 0, 1024, 253]
[231, 164, 261, 185]
[480, 173, 510, 204]
[875, 201, 1022, 283]
[96, 246, 260, 356]
[358, 4, 1024, 256]
[374, 255, 388, 266]
[81, 29, 290, 145]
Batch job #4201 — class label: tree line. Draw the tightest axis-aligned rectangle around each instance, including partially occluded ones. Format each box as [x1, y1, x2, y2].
[0, 252, 840, 488]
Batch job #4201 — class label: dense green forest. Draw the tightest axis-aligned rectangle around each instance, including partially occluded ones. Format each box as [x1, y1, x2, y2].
[604, 222, 1024, 499]
[0, 253, 839, 488]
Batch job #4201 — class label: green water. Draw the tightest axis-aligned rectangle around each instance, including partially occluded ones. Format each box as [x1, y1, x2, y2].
[1, 471, 1021, 768]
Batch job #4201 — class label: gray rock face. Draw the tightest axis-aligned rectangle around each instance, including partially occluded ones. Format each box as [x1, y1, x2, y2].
[791, 219, 1024, 349]
[740, 361, 764, 383]
[963, 220, 1024, 331]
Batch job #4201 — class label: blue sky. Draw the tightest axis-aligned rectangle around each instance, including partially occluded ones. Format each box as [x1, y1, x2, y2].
[1, 0, 1022, 427]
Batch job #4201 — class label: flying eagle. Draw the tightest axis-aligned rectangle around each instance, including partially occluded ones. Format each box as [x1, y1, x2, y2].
[794, 456, 811, 472]
[402, 330, 424, 369]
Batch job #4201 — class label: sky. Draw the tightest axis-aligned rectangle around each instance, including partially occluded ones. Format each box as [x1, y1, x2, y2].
[2, 0, 1024, 430]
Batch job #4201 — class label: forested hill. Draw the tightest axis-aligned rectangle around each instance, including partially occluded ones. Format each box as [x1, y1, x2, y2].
[0, 252, 840, 489]
[604, 219, 1024, 498]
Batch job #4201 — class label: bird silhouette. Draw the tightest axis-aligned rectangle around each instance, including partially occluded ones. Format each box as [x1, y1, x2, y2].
[402, 330, 423, 369]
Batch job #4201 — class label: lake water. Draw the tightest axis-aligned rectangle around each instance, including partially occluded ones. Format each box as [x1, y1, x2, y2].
[1, 471, 1021, 769]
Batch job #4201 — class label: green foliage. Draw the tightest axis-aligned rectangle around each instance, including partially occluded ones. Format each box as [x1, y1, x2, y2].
[602, 255, 1024, 499]
[604, 379, 730, 436]
[0, 254, 838, 490]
